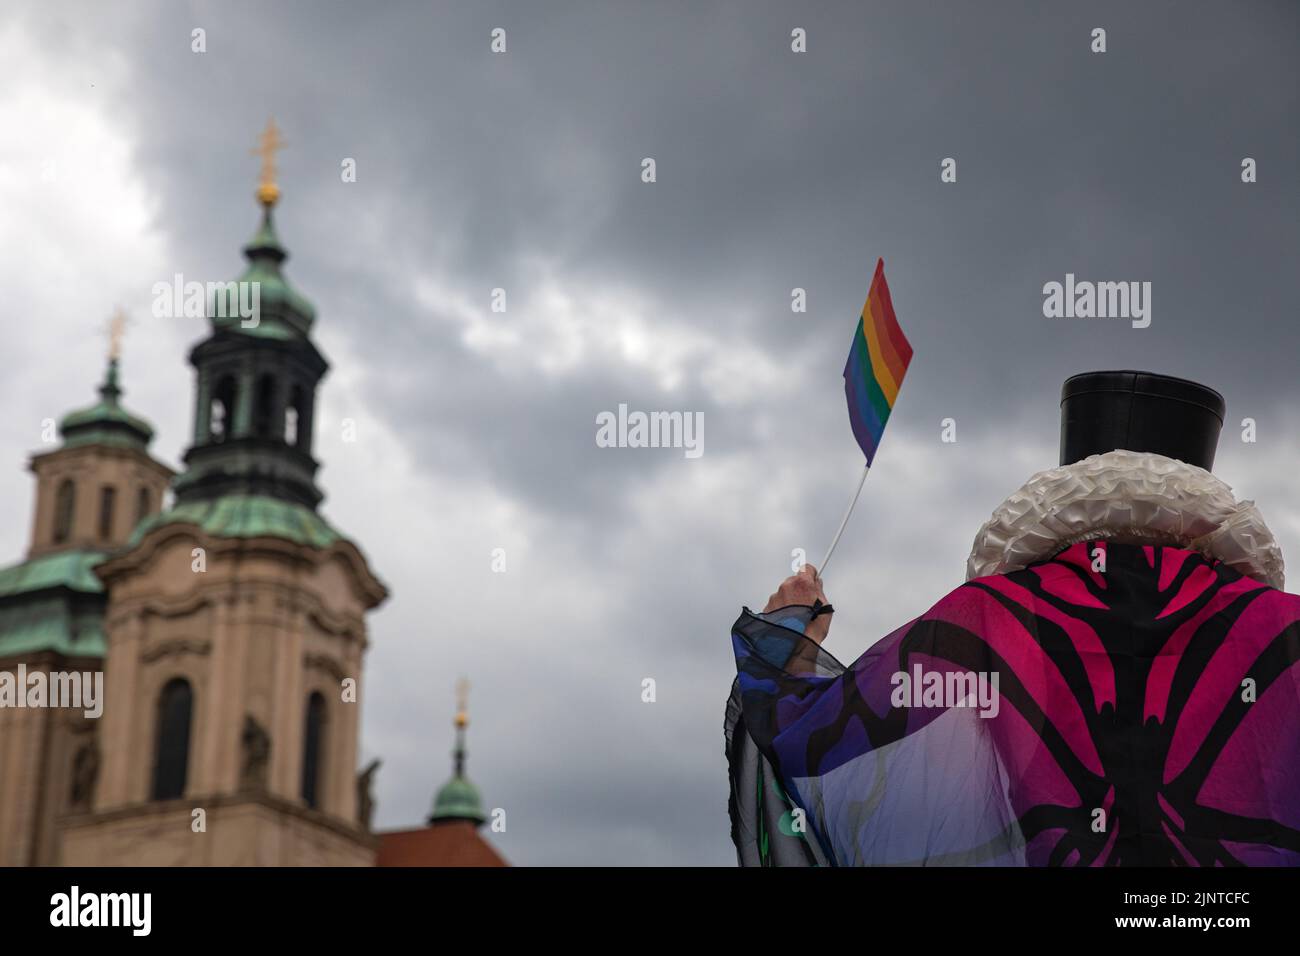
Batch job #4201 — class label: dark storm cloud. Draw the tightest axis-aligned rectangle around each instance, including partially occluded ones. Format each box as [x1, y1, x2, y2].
[8, 0, 1296, 864]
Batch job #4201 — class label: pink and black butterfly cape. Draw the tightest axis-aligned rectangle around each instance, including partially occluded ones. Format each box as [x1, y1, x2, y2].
[725, 541, 1300, 866]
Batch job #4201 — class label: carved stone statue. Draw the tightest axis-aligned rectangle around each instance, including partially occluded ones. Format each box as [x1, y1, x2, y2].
[357, 758, 381, 829]
[69, 741, 99, 811]
[239, 715, 271, 791]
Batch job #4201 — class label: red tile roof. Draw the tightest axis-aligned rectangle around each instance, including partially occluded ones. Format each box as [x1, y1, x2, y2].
[375, 821, 508, 867]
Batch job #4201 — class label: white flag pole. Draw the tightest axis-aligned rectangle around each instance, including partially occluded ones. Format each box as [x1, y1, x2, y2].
[818, 463, 870, 580]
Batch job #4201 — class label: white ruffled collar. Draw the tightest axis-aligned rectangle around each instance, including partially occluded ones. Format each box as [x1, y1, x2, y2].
[966, 450, 1285, 589]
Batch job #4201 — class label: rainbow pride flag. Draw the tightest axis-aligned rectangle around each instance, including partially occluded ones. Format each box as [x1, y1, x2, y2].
[843, 259, 913, 465]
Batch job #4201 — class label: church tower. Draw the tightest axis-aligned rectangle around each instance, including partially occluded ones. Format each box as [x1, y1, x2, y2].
[429, 680, 488, 828]
[0, 338, 173, 865]
[375, 682, 507, 866]
[59, 125, 388, 865]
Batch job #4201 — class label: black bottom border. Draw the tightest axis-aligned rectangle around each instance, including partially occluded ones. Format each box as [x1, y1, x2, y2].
[5, 865, 1286, 940]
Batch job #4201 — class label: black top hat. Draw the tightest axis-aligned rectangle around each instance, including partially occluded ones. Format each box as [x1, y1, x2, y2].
[1059, 370, 1225, 470]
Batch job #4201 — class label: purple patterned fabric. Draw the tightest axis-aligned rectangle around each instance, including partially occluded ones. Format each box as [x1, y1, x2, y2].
[727, 542, 1300, 866]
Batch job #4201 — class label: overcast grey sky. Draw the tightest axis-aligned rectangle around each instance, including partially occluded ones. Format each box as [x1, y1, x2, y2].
[1, 1, 1296, 864]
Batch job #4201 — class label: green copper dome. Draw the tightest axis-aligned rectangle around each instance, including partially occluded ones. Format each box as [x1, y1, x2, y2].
[0, 549, 106, 600]
[128, 494, 343, 549]
[59, 359, 154, 450]
[211, 206, 316, 339]
[429, 774, 486, 826]
[429, 692, 487, 826]
[0, 549, 108, 660]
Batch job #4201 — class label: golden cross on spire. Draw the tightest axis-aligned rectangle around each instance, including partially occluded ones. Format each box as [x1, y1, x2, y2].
[106, 307, 129, 361]
[454, 677, 470, 729]
[251, 118, 286, 207]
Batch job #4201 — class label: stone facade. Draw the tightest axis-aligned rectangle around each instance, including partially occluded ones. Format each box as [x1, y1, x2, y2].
[61, 792, 374, 866]
[0, 654, 100, 866]
[57, 522, 385, 865]
[27, 442, 173, 559]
